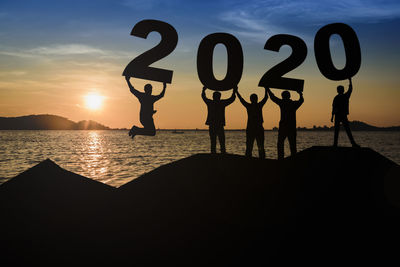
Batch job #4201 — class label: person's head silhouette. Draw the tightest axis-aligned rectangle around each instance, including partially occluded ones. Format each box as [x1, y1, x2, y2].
[337, 85, 344, 94]
[213, 91, 221, 101]
[144, 84, 153, 95]
[250, 93, 258, 104]
[281, 90, 290, 100]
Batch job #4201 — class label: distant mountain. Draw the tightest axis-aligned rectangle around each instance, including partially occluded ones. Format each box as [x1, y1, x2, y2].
[349, 121, 400, 131]
[0, 114, 111, 130]
[292, 120, 400, 131]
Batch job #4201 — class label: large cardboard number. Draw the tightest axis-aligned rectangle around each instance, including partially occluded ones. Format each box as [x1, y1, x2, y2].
[314, 23, 361, 81]
[123, 20, 361, 89]
[122, 20, 178, 84]
[258, 34, 307, 92]
[197, 33, 243, 91]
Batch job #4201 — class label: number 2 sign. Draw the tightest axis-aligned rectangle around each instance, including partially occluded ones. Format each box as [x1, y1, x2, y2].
[122, 20, 178, 84]
[123, 20, 361, 90]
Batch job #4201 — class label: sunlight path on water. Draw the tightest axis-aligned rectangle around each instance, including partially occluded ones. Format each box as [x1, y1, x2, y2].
[0, 130, 399, 187]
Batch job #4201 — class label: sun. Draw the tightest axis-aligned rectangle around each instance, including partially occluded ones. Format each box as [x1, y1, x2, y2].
[85, 93, 103, 110]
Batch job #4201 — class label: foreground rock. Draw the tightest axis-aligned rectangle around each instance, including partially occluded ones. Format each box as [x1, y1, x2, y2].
[0, 147, 399, 265]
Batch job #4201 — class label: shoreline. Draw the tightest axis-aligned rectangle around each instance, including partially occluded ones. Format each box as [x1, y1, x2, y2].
[1, 128, 400, 131]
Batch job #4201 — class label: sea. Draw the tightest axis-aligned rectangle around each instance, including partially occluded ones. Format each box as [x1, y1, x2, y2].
[0, 130, 399, 187]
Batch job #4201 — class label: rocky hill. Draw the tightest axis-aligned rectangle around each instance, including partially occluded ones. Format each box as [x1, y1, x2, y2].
[0, 146, 398, 265]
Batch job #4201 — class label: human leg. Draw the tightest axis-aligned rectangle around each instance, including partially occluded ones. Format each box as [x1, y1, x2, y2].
[217, 126, 226, 153]
[209, 126, 217, 153]
[342, 117, 359, 147]
[128, 125, 138, 139]
[333, 116, 341, 146]
[277, 129, 286, 160]
[132, 127, 156, 136]
[288, 130, 297, 156]
[130, 117, 156, 139]
[255, 127, 265, 159]
[245, 129, 255, 157]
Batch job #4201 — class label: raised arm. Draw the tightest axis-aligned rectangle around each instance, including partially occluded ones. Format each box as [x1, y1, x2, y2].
[345, 78, 353, 97]
[236, 87, 249, 107]
[267, 88, 280, 105]
[201, 86, 211, 104]
[154, 82, 167, 102]
[295, 90, 304, 109]
[126, 76, 141, 98]
[259, 87, 269, 106]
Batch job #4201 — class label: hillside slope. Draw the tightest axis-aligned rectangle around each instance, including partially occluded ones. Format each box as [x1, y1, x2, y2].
[0, 146, 398, 265]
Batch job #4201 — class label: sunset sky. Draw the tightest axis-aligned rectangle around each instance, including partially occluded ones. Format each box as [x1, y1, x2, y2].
[0, 0, 399, 129]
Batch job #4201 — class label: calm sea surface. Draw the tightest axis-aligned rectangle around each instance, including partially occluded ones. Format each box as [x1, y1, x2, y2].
[0, 130, 399, 187]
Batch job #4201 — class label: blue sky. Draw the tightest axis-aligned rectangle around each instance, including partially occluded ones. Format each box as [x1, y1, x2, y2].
[0, 0, 399, 128]
[2, 0, 400, 54]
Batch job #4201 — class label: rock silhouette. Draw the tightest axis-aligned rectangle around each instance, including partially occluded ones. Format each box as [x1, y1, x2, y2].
[0, 114, 110, 130]
[0, 147, 398, 265]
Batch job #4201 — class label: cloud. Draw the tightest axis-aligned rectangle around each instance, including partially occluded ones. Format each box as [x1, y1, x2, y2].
[222, 0, 400, 23]
[0, 50, 37, 58]
[121, 0, 156, 10]
[121, 0, 179, 10]
[217, 0, 400, 42]
[0, 44, 107, 58]
[0, 71, 27, 77]
[0, 44, 133, 60]
[218, 9, 287, 43]
[28, 44, 107, 56]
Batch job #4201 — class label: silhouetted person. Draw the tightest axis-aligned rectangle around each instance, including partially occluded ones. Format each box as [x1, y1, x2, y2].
[236, 87, 268, 159]
[331, 78, 359, 147]
[202, 86, 237, 154]
[126, 77, 166, 139]
[268, 88, 304, 160]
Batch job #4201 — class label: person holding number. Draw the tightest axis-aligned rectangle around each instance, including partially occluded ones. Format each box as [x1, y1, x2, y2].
[331, 78, 359, 147]
[126, 77, 166, 139]
[202, 87, 237, 154]
[236, 87, 268, 159]
[267, 88, 304, 160]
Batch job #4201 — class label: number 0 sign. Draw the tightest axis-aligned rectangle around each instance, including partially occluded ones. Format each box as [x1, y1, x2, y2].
[314, 23, 361, 81]
[197, 33, 244, 91]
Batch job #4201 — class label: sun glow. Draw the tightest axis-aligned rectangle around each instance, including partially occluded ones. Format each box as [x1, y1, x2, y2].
[85, 93, 103, 110]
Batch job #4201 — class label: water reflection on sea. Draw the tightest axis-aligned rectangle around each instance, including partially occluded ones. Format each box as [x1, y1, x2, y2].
[0, 130, 399, 187]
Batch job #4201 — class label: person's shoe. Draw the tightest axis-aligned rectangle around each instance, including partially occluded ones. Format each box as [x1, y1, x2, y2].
[352, 143, 360, 148]
[129, 126, 137, 140]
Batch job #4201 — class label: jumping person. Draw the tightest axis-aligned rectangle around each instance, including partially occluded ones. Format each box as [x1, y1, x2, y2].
[126, 76, 166, 139]
[268, 88, 304, 160]
[236, 87, 268, 159]
[202, 86, 237, 154]
[331, 78, 359, 147]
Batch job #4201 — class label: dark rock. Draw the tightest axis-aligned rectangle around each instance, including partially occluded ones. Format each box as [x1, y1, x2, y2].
[0, 147, 398, 265]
